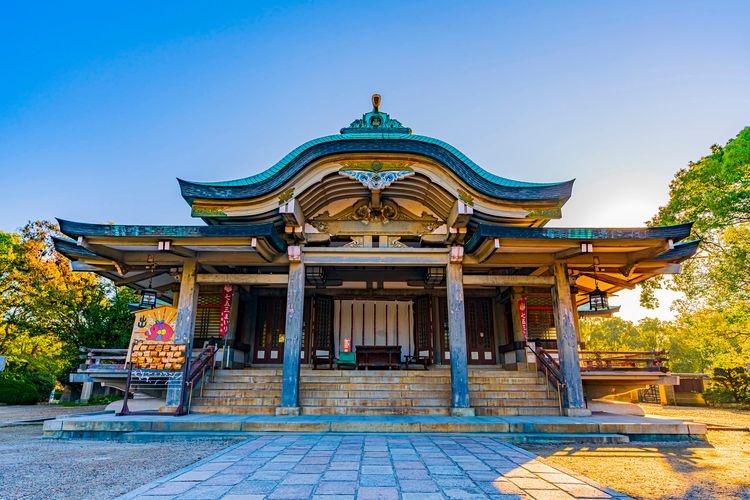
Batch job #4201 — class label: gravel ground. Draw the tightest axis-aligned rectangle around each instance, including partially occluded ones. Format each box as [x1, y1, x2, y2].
[0, 404, 108, 425]
[0, 425, 234, 500]
[522, 405, 750, 500]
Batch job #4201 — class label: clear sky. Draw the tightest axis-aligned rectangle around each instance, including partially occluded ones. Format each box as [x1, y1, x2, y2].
[1, 1, 748, 321]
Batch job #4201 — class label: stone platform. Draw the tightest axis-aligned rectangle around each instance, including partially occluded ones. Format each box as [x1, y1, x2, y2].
[43, 412, 706, 442]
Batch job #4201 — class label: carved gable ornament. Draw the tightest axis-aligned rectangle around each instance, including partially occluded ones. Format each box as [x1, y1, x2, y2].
[340, 94, 412, 135]
[338, 161, 415, 191]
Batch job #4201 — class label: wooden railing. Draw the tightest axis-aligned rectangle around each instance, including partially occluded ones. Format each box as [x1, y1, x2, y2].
[79, 347, 128, 371]
[561, 350, 668, 372]
[181, 344, 219, 414]
[527, 346, 566, 415]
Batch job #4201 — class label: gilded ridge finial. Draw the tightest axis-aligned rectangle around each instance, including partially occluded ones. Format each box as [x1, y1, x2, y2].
[372, 94, 381, 112]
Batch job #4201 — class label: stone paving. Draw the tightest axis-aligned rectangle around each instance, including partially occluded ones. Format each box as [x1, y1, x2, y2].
[121, 433, 630, 499]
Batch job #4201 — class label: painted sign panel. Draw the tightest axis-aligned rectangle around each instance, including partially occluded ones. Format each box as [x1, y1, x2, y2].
[518, 297, 528, 345]
[132, 306, 177, 342]
[219, 285, 233, 338]
[129, 306, 184, 371]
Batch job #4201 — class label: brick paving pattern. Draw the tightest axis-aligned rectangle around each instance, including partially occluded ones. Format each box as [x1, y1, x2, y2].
[122, 434, 630, 499]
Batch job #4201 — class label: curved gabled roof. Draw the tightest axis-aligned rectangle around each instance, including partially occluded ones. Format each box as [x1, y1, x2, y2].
[178, 98, 574, 205]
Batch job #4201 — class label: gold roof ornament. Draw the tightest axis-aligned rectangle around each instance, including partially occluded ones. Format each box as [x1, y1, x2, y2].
[372, 93, 381, 112]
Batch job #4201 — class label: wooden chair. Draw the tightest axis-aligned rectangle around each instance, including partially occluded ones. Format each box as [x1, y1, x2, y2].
[312, 349, 335, 369]
[405, 349, 432, 370]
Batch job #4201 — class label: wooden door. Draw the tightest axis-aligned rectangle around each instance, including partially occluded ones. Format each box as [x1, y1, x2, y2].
[312, 295, 334, 354]
[413, 295, 433, 359]
[253, 297, 286, 364]
[438, 296, 496, 365]
[466, 297, 495, 365]
[438, 297, 450, 363]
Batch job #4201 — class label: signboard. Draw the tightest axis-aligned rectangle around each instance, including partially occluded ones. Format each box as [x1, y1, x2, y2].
[518, 297, 528, 345]
[132, 306, 177, 342]
[219, 284, 233, 338]
[128, 306, 185, 371]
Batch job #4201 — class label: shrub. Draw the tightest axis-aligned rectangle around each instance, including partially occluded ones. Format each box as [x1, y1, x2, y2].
[22, 372, 56, 401]
[711, 367, 750, 403]
[0, 377, 40, 405]
[703, 386, 739, 406]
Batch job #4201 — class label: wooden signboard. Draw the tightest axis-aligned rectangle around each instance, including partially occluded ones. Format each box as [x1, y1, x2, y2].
[128, 306, 185, 371]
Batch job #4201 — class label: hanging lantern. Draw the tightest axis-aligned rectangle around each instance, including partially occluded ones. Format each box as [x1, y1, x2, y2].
[139, 289, 158, 309]
[588, 285, 608, 311]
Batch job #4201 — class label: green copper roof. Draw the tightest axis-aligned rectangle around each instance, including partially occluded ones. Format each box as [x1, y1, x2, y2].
[464, 222, 696, 253]
[185, 133, 561, 190]
[178, 97, 574, 204]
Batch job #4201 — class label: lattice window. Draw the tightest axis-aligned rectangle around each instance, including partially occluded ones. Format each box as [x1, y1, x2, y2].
[315, 297, 333, 350]
[440, 298, 450, 352]
[414, 297, 432, 351]
[270, 300, 283, 348]
[194, 294, 221, 345]
[526, 294, 556, 340]
[479, 300, 492, 348]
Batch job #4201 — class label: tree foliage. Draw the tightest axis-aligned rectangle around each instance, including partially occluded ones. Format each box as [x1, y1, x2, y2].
[643, 127, 750, 315]
[0, 221, 136, 393]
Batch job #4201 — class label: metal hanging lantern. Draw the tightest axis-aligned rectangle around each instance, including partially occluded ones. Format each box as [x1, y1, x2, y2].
[139, 254, 158, 309]
[588, 285, 608, 311]
[139, 289, 158, 309]
[588, 255, 608, 311]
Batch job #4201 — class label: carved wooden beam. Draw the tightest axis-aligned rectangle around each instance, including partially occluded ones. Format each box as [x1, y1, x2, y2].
[279, 198, 305, 227]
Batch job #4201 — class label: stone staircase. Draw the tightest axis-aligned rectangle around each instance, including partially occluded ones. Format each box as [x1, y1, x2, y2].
[469, 369, 561, 416]
[189, 367, 560, 416]
[190, 369, 282, 415]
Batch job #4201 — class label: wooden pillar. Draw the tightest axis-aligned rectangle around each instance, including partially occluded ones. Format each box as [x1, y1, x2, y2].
[168, 259, 198, 407]
[510, 287, 527, 365]
[551, 261, 590, 416]
[174, 259, 199, 344]
[446, 247, 474, 416]
[278, 247, 304, 415]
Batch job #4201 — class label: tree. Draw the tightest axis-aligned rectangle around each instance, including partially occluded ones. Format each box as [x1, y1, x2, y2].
[643, 127, 750, 315]
[0, 221, 137, 390]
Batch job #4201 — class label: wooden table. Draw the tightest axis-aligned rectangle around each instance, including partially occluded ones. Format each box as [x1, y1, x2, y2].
[355, 345, 402, 370]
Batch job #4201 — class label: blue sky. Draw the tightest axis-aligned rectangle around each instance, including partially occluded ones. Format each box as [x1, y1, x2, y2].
[1, 1, 748, 319]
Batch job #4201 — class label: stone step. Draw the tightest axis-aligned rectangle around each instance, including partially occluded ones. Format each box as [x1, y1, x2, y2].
[470, 398, 560, 408]
[300, 389, 453, 399]
[192, 397, 281, 406]
[300, 374, 451, 384]
[470, 391, 553, 400]
[475, 407, 561, 416]
[303, 369, 450, 376]
[207, 375, 282, 384]
[470, 383, 549, 391]
[301, 382, 451, 391]
[198, 383, 282, 392]
[190, 405, 276, 415]
[301, 406, 451, 416]
[299, 398, 450, 407]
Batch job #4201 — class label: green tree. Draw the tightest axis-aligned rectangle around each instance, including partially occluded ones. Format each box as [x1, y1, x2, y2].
[0, 221, 137, 389]
[643, 127, 750, 314]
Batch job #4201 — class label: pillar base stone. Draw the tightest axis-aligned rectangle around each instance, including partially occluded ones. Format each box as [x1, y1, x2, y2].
[564, 408, 592, 417]
[275, 406, 301, 416]
[450, 407, 476, 417]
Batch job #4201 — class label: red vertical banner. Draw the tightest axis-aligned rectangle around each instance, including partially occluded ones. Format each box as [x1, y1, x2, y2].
[518, 297, 528, 345]
[219, 284, 233, 338]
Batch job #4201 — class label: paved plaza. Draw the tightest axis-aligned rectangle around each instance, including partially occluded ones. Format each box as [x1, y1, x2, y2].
[122, 433, 630, 499]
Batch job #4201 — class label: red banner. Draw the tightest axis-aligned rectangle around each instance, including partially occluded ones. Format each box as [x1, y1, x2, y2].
[518, 297, 528, 345]
[219, 285, 233, 337]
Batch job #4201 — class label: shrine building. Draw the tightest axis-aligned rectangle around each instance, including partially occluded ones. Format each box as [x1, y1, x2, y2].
[55, 95, 698, 417]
